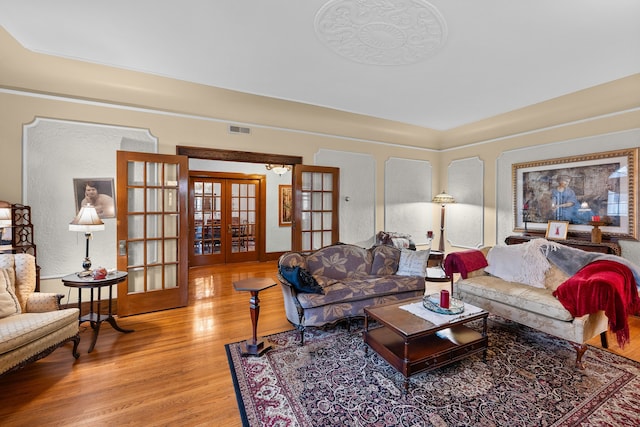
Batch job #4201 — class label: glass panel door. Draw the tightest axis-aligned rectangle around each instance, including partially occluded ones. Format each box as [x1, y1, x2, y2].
[227, 179, 258, 262]
[190, 178, 224, 266]
[293, 166, 339, 251]
[189, 175, 260, 265]
[117, 151, 188, 316]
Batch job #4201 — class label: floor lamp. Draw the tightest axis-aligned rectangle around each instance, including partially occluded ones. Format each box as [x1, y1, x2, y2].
[69, 204, 105, 272]
[432, 191, 455, 252]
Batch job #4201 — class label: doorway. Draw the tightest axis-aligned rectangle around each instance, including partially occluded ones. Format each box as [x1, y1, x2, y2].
[189, 173, 264, 266]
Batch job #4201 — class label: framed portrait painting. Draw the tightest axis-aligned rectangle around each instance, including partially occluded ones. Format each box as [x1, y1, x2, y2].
[73, 178, 116, 219]
[279, 185, 292, 227]
[512, 149, 637, 239]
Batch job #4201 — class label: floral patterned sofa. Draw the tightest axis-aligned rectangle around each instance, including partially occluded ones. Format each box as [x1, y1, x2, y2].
[1, 253, 80, 376]
[278, 243, 426, 343]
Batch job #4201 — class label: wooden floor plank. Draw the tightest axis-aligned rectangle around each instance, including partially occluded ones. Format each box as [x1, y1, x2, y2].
[1, 261, 638, 426]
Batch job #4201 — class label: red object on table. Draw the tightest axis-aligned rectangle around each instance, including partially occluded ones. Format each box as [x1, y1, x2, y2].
[440, 290, 450, 309]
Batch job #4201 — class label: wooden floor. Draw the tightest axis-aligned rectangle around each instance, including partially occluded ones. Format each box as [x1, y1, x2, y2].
[1, 261, 639, 427]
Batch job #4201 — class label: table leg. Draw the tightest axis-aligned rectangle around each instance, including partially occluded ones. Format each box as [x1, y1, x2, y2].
[107, 283, 134, 333]
[88, 322, 101, 353]
[239, 290, 272, 357]
[482, 317, 488, 362]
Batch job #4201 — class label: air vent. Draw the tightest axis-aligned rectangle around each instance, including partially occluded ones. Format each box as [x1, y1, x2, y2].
[229, 125, 251, 135]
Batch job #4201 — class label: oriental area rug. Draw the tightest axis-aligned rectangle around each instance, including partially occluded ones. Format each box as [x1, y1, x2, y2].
[226, 318, 640, 427]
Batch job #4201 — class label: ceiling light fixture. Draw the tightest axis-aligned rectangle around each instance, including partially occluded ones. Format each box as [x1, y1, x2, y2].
[265, 164, 291, 175]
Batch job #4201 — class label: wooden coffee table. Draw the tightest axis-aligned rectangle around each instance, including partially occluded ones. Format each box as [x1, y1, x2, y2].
[363, 297, 488, 389]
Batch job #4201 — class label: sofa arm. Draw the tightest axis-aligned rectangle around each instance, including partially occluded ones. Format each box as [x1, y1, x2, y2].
[25, 293, 64, 312]
[277, 274, 304, 327]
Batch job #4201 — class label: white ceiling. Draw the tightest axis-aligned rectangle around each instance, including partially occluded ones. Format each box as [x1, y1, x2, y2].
[1, 0, 639, 130]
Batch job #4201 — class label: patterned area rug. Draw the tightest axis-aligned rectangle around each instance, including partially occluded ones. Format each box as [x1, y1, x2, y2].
[226, 318, 640, 426]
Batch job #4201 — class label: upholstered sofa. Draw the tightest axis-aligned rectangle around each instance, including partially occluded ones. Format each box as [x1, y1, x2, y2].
[1, 253, 80, 376]
[278, 243, 427, 343]
[452, 241, 636, 369]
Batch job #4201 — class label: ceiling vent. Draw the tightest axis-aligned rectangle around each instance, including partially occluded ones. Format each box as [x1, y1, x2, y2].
[229, 125, 251, 135]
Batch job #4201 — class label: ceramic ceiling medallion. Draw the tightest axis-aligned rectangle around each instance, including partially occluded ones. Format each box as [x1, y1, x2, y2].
[314, 0, 447, 66]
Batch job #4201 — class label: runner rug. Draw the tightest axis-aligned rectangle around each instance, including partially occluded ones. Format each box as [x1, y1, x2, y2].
[226, 318, 640, 426]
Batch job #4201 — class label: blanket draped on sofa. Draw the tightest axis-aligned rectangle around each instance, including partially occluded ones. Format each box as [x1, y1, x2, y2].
[553, 260, 640, 348]
[444, 249, 488, 279]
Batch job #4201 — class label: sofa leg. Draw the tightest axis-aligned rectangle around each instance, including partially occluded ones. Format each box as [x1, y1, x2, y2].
[571, 342, 587, 369]
[600, 331, 609, 348]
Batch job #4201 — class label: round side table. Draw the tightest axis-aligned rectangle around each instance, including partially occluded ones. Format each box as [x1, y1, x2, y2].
[62, 271, 134, 353]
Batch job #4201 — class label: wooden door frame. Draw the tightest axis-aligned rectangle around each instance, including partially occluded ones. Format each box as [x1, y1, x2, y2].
[176, 146, 302, 166]
[177, 146, 303, 262]
[189, 171, 266, 263]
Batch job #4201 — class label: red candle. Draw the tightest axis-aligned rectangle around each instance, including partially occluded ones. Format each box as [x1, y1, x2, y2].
[592, 215, 600, 222]
[440, 290, 450, 309]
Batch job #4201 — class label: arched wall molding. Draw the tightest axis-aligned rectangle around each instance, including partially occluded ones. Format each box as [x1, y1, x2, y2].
[447, 157, 484, 249]
[23, 117, 157, 278]
[315, 149, 376, 248]
[384, 157, 433, 246]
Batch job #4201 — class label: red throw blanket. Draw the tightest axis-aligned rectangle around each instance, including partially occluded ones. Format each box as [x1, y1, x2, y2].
[553, 260, 640, 348]
[444, 250, 488, 279]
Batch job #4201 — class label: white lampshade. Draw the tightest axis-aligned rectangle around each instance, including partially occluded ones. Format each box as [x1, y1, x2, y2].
[0, 207, 10, 227]
[69, 205, 105, 232]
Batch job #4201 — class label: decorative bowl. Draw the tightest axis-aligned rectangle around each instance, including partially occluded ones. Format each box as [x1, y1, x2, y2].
[423, 293, 465, 315]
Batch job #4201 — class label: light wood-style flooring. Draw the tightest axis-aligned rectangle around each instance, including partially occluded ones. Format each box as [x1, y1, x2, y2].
[1, 261, 639, 426]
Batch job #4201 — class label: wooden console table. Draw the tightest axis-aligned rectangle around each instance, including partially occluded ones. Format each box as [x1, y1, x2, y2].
[505, 235, 621, 256]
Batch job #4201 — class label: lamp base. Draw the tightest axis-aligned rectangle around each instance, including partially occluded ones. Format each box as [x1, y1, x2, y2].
[82, 257, 92, 271]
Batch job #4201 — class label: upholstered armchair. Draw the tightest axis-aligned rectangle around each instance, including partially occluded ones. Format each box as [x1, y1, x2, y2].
[0, 253, 80, 376]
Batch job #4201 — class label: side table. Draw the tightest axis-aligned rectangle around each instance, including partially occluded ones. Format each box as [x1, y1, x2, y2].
[62, 271, 134, 353]
[426, 250, 452, 292]
[233, 277, 276, 357]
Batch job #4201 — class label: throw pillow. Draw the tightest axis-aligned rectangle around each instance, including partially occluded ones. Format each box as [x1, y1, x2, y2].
[278, 265, 324, 294]
[396, 249, 430, 276]
[544, 264, 570, 292]
[370, 245, 401, 275]
[0, 268, 21, 318]
[485, 244, 549, 288]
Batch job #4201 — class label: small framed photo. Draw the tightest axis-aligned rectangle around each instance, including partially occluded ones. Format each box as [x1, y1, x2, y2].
[545, 220, 569, 240]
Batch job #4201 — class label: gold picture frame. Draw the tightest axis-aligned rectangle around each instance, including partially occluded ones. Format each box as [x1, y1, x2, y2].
[279, 185, 292, 227]
[512, 148, 638, 239]
[545, 220, 569, 240]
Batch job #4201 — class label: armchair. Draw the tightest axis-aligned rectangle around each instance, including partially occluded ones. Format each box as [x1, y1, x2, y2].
[1, 253, 80, 376]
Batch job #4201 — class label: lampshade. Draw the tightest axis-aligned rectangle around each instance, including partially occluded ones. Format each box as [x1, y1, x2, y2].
[432, 191, 455, 205]
[265, 164, 291, 175]
[0, 206, 10, 227]
[69, 205, 105, 232]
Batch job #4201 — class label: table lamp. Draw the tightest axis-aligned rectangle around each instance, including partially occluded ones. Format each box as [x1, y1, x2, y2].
[69, 204, 104, 271]
[432, 191, 455, 252]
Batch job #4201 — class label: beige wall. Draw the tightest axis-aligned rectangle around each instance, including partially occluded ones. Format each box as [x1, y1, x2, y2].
[1, 28, 639, 294]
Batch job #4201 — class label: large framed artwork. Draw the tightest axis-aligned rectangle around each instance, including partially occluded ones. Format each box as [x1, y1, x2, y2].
[512, 149, 637, 239]
[279, 185, 292, 227]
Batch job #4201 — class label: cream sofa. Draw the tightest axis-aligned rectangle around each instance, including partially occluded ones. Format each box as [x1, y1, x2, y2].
[454, 244, 610, 369]
[1, 253, 80, 376]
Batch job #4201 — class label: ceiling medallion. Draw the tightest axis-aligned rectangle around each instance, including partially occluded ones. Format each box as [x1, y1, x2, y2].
[314, 0, 448, 66]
